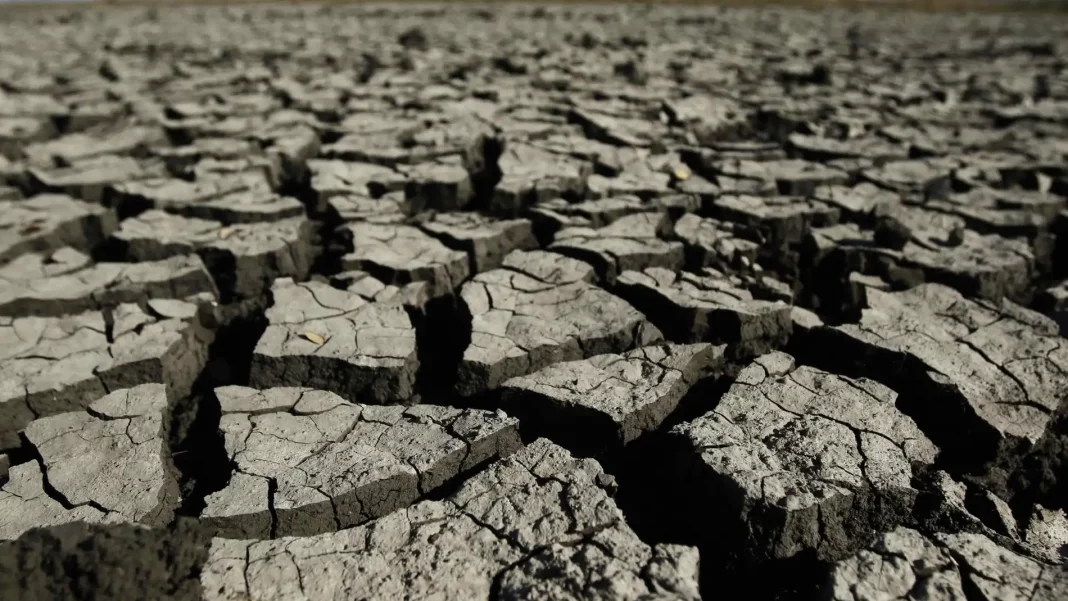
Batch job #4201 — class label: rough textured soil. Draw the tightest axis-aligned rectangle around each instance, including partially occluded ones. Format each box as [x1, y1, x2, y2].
[0, 3, 1066, 601]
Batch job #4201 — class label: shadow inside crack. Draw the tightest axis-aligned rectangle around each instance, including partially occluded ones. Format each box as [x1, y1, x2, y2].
[413, 293, 472, 403]
[169, 309, 266, 518]
[606, 430, 833, 601]
[0, 518, 211, 601]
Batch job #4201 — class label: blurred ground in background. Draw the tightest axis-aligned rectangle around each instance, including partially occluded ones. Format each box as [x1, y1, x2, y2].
[1, 0, 1066, 13]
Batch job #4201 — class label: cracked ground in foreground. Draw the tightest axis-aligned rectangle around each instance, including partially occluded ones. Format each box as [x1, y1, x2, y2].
[0, 3, 1067, 601]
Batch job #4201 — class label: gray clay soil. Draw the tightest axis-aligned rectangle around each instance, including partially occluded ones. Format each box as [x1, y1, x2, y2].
[0, 3, 1066, 601]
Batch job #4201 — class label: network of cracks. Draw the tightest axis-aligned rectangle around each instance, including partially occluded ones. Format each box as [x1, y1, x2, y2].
[0, 4, 1066, 601]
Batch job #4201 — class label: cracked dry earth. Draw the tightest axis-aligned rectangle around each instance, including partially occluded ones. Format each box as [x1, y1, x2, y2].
[1, 4, 1068, 601]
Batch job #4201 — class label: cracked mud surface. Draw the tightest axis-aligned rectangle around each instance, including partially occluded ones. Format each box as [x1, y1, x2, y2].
[668, 352, 938, 563]
[806, 284, 1068, 467]
[456, 249, 663, 396]
[0, 384, 178, 540]
[109, 211, 314, 300]
[501, 343, 725, 455]
[0, 3, 1066, 601]
[549, 212, 684, 285]
[824, 527, 1068, 601]
[106, 175, 305, 225]
[0, 195, 118, 265]
[616, 266, 793, 359]
[201, 385, 520, 538]
[249, 278, 419, 403]
[0, 301, 211, 451]
[337, 221, 470, 300]
[201, 439, 700, 601]
[0, 254, 218, 317]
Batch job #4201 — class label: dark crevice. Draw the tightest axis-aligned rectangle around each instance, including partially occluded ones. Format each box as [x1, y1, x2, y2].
[591, 353, 898, 601]
[954, 559, 997, 601]
[604, 429, 835, 601]
[169, 389, 229, 519]
[414, 293, 471, 402]
[993, 400, 1068, 517]
[101, 306, 116, 344]
[504, 389, 614, 456]
[600, 434, 700, 548]
[963, 486, 1021, 539]
[312, 209, 348, 279]
[583, 374, 720, 595]
[795, 246, 870, 325]
[195, 247, 239, 304]
[470, 135, 504, 213]
[100, 188, 155, 222]
[266, 478, 279, 539]
[280, 165, 320, 219]
[89, 234, 131, 264]
[170, 309, 266, 518]
[909, 465, 983, 536]
[528, 211, 562, 248]
[662, 367, 739, 431]
[305, 218, 339, 278]
[3, 436, 33, 478]
[715, 553, 832, 601]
